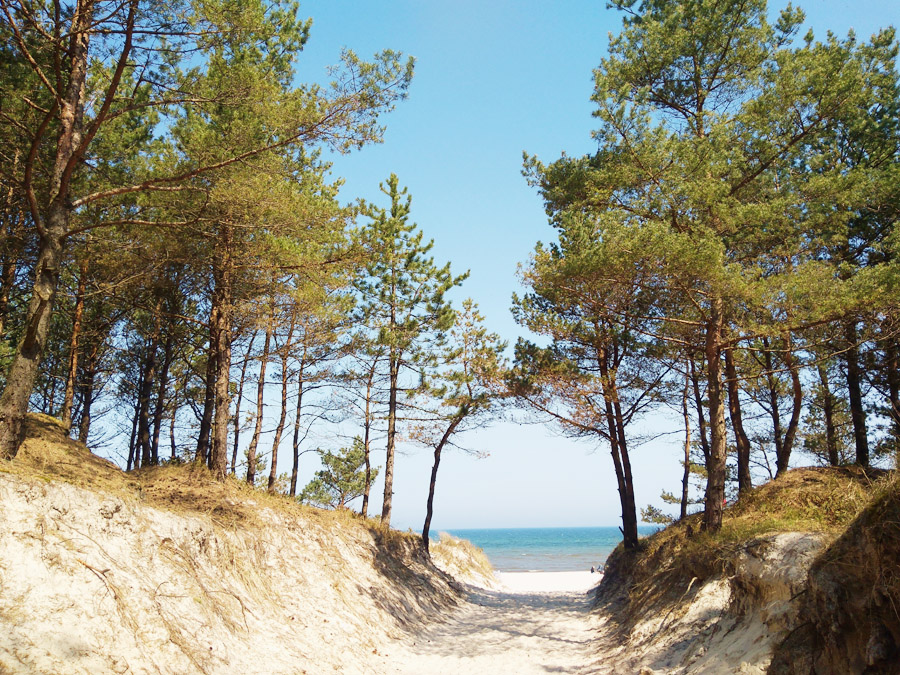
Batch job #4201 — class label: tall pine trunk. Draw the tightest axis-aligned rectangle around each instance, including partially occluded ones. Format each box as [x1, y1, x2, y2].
[381, 349, 400, 525]
[0, 149, 23, 340]
[817, 361, 840, 466]
[137, 310, 160, 467]
[597, 346, 638, 550]
[761, 337, 803, 477]
[724, 345, 751, 493]
[268, 314, 296, 492]
[150, 334, 174, 465]
[778, 335, 803, 476]
[422, 418, 461, 554]
[360, 359, 377, 516]
[60, 260, 87, 429]
[0, 214, 69, 456]
[702, 298, 728, 534]
[289, 356, 306, 497]
[210, 291, 231, 479]
[77, 344, 99, 445]
[761, 338, 785, 467]
[885, 339, 900, 450]
[246, 320, 272, 486]
[208, 226, 234, 480]
[196, 323, 217, 466]
[844, 320, 870, 467]
[680, 368, 692, 519]
[126, 370, 142, 472]
[231, 332, 257, 475]
[0, 2, 94, 459]
[690, 357, 711, 465]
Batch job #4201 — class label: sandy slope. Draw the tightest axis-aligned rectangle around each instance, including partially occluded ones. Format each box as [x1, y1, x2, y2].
[0, 418, 607, 675]
[378, 573, 602, 674]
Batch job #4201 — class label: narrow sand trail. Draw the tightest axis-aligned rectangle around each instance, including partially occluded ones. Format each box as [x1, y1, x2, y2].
[378, 575, 601, 674]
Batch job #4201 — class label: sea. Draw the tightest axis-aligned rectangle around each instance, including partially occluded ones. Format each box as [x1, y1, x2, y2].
[440, 526, 660, 573]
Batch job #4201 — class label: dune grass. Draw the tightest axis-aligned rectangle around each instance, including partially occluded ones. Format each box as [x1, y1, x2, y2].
[602, 466, 892, 615]
[429, 532, 496, 585]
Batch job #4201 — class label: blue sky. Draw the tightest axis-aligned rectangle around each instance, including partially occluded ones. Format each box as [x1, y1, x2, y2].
[291, 0, 899, 530]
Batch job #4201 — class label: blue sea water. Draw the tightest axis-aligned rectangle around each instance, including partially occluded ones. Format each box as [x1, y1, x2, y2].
[441, 526, 660, 573]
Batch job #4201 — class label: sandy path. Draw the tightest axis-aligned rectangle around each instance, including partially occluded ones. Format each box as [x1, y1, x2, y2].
[378, 573, 601, 674]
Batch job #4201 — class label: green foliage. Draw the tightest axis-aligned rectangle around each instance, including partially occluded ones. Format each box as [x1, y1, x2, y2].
[300, 439, 378, 510]
[423, 299, 508, 426]
[0, 0, 416, 463]
[640, 504, 673, 525]
[522, 0, 900, 532]
[354, 174, 467, 363]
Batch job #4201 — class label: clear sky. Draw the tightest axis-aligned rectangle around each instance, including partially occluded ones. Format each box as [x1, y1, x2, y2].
[289, 0, 899, 531]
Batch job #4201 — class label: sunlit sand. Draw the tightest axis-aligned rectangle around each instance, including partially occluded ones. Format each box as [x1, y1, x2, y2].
[497, 570, 602, 593]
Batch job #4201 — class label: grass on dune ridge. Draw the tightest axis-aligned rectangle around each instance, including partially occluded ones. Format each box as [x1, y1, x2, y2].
[602, 465, 895, 615]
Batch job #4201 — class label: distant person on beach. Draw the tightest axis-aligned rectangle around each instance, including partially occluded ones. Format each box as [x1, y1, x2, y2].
[590, 566, 595, 573]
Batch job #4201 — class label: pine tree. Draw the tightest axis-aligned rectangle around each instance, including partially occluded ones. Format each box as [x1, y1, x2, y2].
[0, 0, 414, 460]
[524, 0, 898, 532]
[300, 439, 377, 510]
[415, 300, 506, 553]
[354, 175, 467, 526]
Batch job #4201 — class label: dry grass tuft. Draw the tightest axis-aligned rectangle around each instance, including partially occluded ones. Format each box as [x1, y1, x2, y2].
[2, 414, 138, 495]
[430, 532, 496, 586]
[3, 414, 416, 539]
[722, 466, 882, 535]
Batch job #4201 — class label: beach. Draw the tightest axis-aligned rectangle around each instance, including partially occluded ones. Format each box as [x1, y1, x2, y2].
[381, 570, 602, 673]
[498, 570, 602, 593]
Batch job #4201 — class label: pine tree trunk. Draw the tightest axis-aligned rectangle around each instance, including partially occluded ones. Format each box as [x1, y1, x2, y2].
[817, 361, 840, 466]
[170, 407, 177, 460]
[598, 345, 638, 550]
[761, 338, 786, 473]
[690, 357, 711, 465]
[61, 261, 87, 430]
[0, 228, 18, 340]
[885, 339, 900, 449]
[422, 419, 460, 554]
[778, 335, 803, 476]
[289, 359, 305, 497]
[77, 344, 99, 445]
[381, 349, 400, 526]
[210, 297, 231, 479]
[231, 332, 257, 475]
[0, 217, 68, 457]
[246, 321, 272, 486]
[126, 380, 141, 471]
[844, 320, 870, 467]
[0, 2, 94, 459]
[150, 334, 174, 465]
[137, 331, 159, 468]
[680, 368, 691, 520]
[724, 346, 751, 493]
[196, 321, 217, 466]
[702, 298, 728, 534]
[360, 361, 376, 516]
[268, 314, 296, 492]
[0, 149, 23, 340]
[210, 232, 233, 481]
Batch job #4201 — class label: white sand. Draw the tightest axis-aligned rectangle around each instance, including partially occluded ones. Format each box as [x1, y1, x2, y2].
[498, 570, 603, 593]
[380, 572, 602, 674]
